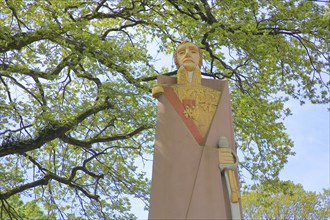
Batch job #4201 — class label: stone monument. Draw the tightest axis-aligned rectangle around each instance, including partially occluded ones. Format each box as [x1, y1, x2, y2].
[149, 41, 241, 219]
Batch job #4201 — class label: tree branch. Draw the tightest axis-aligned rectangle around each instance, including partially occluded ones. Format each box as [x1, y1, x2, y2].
[0, 176, 50, 200]
[0, 53, 78, 80]
[138, 70, 177, 82]
[60, 124, 152, 148]
[0, 100, 113, 157]
[0, 30, 65, 53]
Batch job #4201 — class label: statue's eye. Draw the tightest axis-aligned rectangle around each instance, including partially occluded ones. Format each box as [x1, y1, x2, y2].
[178, 50, 185, 55]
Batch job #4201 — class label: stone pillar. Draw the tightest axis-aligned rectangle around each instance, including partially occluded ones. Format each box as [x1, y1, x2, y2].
[148, 75, 241, 219]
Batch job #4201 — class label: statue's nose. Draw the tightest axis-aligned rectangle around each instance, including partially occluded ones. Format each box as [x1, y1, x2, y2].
[185, 50, 191, 57]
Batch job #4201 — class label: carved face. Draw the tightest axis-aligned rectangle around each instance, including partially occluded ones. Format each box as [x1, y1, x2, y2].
[175, 42, 201, 72]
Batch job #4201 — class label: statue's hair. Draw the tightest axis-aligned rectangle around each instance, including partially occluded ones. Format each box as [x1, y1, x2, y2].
[173, 41, 203, 69]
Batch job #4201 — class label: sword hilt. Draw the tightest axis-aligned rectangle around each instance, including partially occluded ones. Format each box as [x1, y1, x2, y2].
[218, 136, 238, 172]
[218, 136, 240, 204]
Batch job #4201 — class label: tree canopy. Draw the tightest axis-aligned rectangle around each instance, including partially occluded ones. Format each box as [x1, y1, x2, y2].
[242, 181, 330, 219]
[0, 194, 48, 219]
[0, 0, 329, 218]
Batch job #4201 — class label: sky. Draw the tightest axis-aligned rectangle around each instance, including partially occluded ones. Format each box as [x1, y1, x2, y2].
[131, 45, 330, 219]
[279, 100, 329, 192]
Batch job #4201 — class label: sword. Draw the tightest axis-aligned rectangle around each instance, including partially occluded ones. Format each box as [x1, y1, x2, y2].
[218, 136, 242, 220]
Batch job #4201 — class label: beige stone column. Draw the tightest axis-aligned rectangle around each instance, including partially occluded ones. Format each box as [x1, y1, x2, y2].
[148, 76, 241, 219]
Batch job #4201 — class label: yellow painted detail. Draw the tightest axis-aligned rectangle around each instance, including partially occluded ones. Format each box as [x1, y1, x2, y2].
[219, 148, 235, 164]
[177, 66, 201, 85]
[183, 105, 198, 119]
[228, 170, 240, 203]
[171, 84, 220, 137]
[152, 84, 164, 98]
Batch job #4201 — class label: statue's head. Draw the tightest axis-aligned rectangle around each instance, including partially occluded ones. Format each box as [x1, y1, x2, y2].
[174, 41, 203, 71]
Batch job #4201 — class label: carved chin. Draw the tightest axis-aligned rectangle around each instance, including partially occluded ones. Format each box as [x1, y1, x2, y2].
[183, 63, 196, 71]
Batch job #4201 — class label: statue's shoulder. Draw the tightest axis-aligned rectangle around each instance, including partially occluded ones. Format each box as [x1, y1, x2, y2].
[157, 75, 177, 84]
[201, 78, 228, 92]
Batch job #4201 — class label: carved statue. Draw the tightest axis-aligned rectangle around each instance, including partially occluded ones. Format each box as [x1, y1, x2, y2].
[153, 41, 221, 137]
[149, 41, 241, 219]
[174, 41, 202, 84]
[152, 41, 202, 96]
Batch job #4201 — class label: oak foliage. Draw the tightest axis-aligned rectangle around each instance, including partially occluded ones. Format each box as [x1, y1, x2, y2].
[0, 0, 328, 218]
